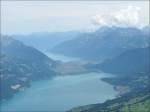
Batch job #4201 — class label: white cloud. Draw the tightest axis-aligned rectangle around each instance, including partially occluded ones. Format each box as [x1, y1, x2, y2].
[92, 6, 143, 28]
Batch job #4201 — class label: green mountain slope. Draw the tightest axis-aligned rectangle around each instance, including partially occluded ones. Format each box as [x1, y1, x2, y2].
[69, 90, 150, 112]
[0, 36, 58, 100]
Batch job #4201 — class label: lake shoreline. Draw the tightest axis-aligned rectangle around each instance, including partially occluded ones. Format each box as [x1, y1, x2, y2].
[0, 72, 118, 112]
[1, 52, 118, 111]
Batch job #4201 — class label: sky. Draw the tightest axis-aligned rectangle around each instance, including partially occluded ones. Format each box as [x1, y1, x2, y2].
[1, 1, 149, 35]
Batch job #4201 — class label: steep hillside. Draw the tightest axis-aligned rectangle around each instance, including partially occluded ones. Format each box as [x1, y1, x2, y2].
[95, 47, 150, 76]
[0, 36, 58, 100]
[69, 90, 150, 112]
[88, 47, 149, 93]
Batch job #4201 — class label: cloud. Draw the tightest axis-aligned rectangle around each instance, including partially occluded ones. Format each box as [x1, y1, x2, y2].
[92, 6, 142, 28]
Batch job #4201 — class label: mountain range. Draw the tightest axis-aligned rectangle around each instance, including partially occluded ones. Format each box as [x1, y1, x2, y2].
[1, 26, 149, 111]
[51, 26, 150, 61]
[13, 31, 81, 51]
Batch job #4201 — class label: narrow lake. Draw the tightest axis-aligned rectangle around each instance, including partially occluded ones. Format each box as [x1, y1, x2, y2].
[0, 53, 117, 112]
[44, 52, 81, 62]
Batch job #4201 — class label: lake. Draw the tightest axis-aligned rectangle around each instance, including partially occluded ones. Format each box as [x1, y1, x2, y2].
[44, 52, 81, 62]
[0, 53, 117, 112]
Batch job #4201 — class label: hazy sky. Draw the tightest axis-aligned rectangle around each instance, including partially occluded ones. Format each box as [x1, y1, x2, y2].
[1, 1, 149, 35]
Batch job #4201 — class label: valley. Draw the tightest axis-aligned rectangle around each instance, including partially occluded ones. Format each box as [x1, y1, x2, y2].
[0, 72, 117, 112]
[0, 26, 149, 112]
[1, 1, 150, 112]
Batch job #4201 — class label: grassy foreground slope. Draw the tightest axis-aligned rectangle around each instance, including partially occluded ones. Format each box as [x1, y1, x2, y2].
[69, 90, 150, 112]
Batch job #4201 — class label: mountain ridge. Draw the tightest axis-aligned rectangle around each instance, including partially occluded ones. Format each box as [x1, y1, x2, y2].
[51, 26, 149, 61]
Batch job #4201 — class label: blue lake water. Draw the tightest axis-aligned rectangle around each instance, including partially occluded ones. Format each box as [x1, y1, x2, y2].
[0, 53, 117, 112]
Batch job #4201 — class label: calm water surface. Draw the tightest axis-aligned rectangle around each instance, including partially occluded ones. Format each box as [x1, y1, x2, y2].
[0, 53, 117, 111]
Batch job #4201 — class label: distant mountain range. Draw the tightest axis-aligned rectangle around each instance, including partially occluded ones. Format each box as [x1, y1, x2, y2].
[0, 36, 58, 100]
[51, 26, 150, 61]
[13, 31, 81, 51]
